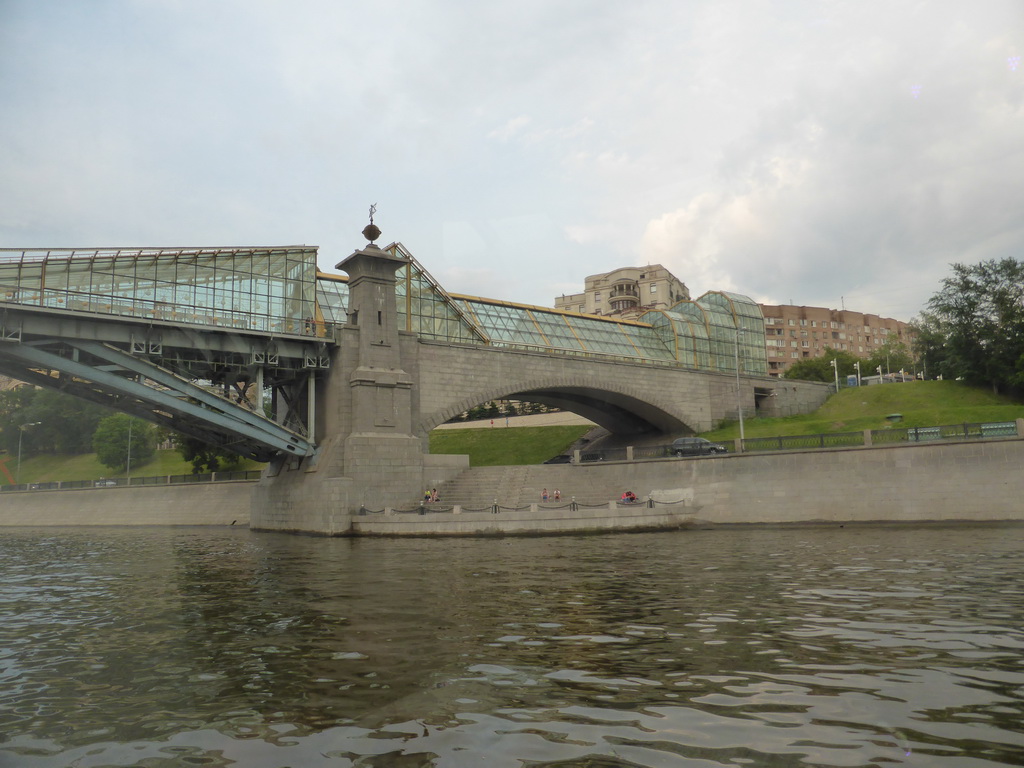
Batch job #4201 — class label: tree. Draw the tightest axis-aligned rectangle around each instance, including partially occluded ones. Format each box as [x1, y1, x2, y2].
[864, 336, 914, 378]
[783, 349, 860, 384]
[908, 311, 949, 379]
[174, 434, 242, 474]
[0, 387, 111, 457]
[31, 390, 109, 454]
[927, 258, 1024, 394]
[0, 387, 39, 456]
[92, 414, 156, 472]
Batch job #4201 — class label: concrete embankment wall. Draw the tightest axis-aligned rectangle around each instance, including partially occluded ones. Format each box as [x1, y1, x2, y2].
[570, 438, 1024, 525]
[2, 438, 1023, 529]
[0, 481, 253, 526]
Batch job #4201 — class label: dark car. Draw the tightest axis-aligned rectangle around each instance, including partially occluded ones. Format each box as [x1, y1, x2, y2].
[671, 437, 728, 457]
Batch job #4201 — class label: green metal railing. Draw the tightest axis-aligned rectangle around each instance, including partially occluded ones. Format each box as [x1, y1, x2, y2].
[1, 470, 262, 493]
[577, 421, 1020, 463]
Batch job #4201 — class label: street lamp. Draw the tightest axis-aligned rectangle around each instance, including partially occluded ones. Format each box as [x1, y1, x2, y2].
[853, 361, 861, 387]
[16, 421, 41, 485]
[734, 326, 745, 443]
[829, 358, 839, 392]
[126, 418, 133, 479]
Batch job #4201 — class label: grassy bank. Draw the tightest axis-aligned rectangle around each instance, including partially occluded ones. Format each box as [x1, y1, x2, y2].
[429, 425, 591, 467]
[704, 380, 1024, 440]
[7, 381, 1022, 481]
[3, 449, 263, 485]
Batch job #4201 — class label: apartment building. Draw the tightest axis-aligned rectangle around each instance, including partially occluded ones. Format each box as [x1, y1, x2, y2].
[760, 305, 913, 378]
[554, 265, 690, 318]
[554, 266, 913, 378]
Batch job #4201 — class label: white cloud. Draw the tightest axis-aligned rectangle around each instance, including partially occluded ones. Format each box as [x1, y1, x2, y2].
[1, 0, 1022, 318]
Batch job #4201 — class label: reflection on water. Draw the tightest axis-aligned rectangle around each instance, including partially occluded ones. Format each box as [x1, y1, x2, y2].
[1, 524, 1023, 767]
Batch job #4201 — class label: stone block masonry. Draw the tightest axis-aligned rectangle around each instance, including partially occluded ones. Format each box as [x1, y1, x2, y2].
[0, 482, 253, 526]
[6, 437, 1021, 531]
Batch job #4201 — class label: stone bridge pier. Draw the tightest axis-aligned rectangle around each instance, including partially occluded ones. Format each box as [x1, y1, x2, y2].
[251, 239, 829, 535]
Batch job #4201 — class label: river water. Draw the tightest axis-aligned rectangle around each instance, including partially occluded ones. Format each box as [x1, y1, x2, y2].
[1, 524, 1023, 768]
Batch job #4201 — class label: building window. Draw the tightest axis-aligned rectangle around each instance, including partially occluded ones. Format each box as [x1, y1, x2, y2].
[595, 293, 601, 302]
[650, 284, 657, 293]
[788, 319, 796, 326]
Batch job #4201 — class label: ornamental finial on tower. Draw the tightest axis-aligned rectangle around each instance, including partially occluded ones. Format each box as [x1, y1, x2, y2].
[362, 203, 381, 243]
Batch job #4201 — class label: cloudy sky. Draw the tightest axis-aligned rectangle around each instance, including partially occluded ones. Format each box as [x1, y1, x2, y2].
[2, 1, 1021, 320]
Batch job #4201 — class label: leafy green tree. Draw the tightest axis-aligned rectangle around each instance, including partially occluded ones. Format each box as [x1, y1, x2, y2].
[864, 337, 914, 378]
[908, 311, 949, 379]
[31, 390, 110, 454]
[927, 258, 1024, 394]
[0, 386, 39, 456]
[93, 414, 156, 472]
[174, 434, 242, 474]
[0, 387, 110, 456]
[784, 349, 860, 384]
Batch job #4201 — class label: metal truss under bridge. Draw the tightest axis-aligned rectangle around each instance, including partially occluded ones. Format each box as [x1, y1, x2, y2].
[0, 245, 335, 461]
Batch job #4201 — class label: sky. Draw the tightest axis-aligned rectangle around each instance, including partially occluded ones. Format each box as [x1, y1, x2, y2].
[1, 0, 1022, 321]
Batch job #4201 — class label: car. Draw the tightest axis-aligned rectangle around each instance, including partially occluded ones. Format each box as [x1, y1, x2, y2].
[94, 479, 118, 487]
[671, 437, 728, 457]
[543, 454, 572, 464]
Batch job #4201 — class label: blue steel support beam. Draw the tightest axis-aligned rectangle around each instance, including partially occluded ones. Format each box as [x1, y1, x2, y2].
[0, 340, 315, 459]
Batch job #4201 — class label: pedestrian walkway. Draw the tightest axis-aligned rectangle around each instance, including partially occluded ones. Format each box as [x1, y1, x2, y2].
[433, 412, 596, 430]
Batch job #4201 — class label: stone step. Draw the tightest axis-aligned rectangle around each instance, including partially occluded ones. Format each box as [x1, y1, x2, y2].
[435, 465, 640, 508]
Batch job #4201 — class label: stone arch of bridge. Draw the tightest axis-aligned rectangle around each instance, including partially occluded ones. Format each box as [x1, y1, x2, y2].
[417, 380, 698, 440]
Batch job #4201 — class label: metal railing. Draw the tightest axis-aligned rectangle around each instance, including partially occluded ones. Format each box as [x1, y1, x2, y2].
[2, 469, 262, 493]
[870, 421, 1018, 444]
[576, 420, 1021, 463]
[742, 431, 863, 452]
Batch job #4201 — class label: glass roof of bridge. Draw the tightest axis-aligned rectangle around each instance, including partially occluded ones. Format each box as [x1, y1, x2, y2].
[0, 246, 319, 335]
[0, 242, 765, 373]
[316, 243, 767, 374]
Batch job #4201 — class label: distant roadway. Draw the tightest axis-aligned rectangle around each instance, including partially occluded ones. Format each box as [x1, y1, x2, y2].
[433, 412, 596, 430]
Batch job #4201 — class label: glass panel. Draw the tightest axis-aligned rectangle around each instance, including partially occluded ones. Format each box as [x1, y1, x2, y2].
[0, 247, 321, 335]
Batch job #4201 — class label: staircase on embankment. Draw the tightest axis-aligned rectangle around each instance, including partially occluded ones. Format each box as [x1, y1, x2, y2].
[432, 464, 646, 510]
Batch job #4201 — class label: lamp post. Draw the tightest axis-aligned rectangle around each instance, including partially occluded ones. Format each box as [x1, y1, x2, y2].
[854, 361, 861, 387]
[16, 421, 41, 485]
[829, 358, 839, 392]
[734, 326, 745, 443]
[126, 418, 133, 480]
[877, 364, 884, 382]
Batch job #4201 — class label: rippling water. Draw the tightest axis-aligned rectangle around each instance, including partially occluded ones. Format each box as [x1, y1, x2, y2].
[2, 524, 1023, 767]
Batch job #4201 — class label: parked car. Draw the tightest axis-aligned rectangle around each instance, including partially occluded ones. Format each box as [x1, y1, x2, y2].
[94, 479, 117, 487]
[671, 437, 728, 457]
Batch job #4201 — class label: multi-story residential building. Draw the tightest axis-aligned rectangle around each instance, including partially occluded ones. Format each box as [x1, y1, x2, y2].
[554, 266, 913, 379]
[760, 305, 913, 378]
[554, 265, 690, 318]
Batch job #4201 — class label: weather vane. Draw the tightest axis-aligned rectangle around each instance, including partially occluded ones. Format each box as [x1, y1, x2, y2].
[362, 203, 381, 244]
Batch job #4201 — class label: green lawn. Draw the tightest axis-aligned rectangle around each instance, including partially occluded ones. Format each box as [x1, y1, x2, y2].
[7, 381, 1022, 480]
[429, 425, 591, 467]
[2, 449, 263, 485]
[703, 380, 1024, 440]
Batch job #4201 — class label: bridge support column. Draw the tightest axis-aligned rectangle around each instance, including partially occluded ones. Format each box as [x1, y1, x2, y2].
[251, 231, 427, 534]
